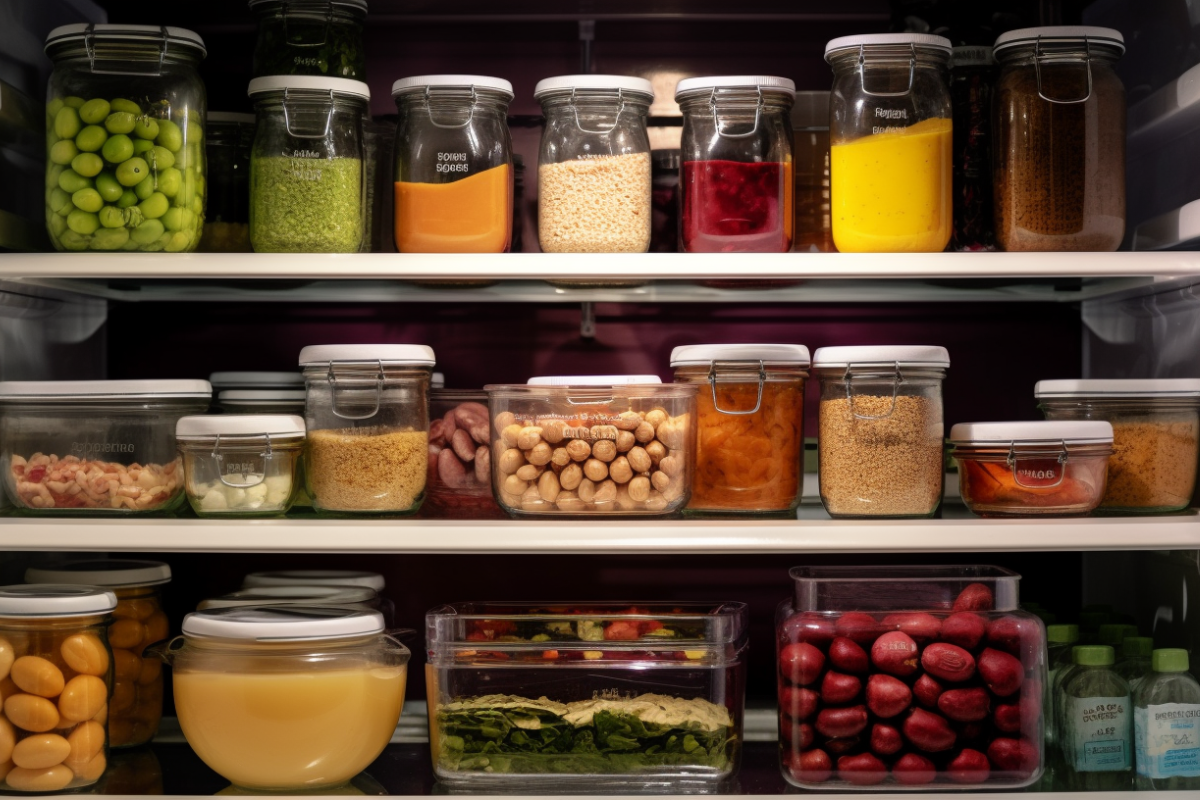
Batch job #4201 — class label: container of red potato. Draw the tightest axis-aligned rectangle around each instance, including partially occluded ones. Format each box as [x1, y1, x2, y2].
[424, 390, 506, 518]
[777, 566, 1045, 790]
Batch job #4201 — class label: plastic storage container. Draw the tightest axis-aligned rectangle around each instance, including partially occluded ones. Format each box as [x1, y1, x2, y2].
[209, 372, 304, 394]
[216, 390, 306, 414]
[300, 344, 434, 515]
[0, 584, 117, 792]
[949, 47, 996, 251]
[0, 380, 210, 514]
[993, 27, 1126, 252]
[23, 560, 171, 749]
[425, 390, 503, 518]
[249, 0, 367, 80]
[791, 91, 834, 253]
[778, 566, 1046, 790]
[240, 569, 395, 628]
[1035, 379, 1200, 513]
[950, 421, 1113, 517]
[199, 112, 254, 253]
[426, 601, 748, 789]
[44, 25, 207, 253]
[197, 584, 379, 612]
[176, 414, 305, 516]
[535, 75, 654, 253]
[392, 75, 513, 253]
[484, 375, 697, 516]
[248, 76, 369, 253]
[825, 33, 953, 252]
[676, 76, 795, 253]
[153, 606, 408, 791]
[812, 346, 948, 518]
[671, 344, 809, 514]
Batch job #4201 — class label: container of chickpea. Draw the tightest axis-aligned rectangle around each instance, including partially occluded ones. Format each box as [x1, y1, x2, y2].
[672, 344, 809, 515]
[485, 376, 696, 516]
[0, 584, 117, 792]
[24, 561, 171, 750]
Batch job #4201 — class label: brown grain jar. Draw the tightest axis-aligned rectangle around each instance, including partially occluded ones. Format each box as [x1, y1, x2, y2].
[992, 27, 1126, 252]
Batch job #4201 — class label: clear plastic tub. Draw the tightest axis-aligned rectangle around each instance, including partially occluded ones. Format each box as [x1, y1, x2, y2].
[426, 601, 748, 789]
[950, 420, 1113, 517]
[176, 415, 305, 517]
[484, 376, 697, 516]
[425, 389, 504, 519]
[0, 380, 211, 514]
[778, 566, 1046, 791]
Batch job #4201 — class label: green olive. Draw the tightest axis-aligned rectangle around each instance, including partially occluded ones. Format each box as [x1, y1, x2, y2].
[131, 219, 164, 244]
[164, 230, 192, 252]
[156, 167, 182, 198]
[66, 208, 99, 235]
[156, 119, 183, 152]
[116, 190, 138, 209]
[182, 169, 197, 206]
[133, 117, 159, 140]
[147, 145, 174, 170]
[62, 96, 86, 109]
[101, 134, 134, 164]
[120, 237, 140, 251]
[186, 119, 203, 144]
[138, 191, 169, 220]
[54, 107, 81, 140]
[89, 226, 129, 250]
[49, 139, 78, 166]
[105, 111, 136, 135]
[46, 98, 64, 118]
[133, 174, 157, 200]
[94, 172, 123, 203]
[58, 229, 88, 250]
[48, 188, 72, 214]
[70, 152, 103, 178]
[110, 98, 141, 115]
[58, 169, 92, 194]
[74, 125, 107, 152]
[98, 206, 125, 228]
[48, 212, 67, 237]
[78, 98, 110, 124]
[133, 138, 155, 155]
[71, 188, 103, 213]
[115, 157, 150, 187]
[46, 165, 65, 190]
[162, 206, 195, 231]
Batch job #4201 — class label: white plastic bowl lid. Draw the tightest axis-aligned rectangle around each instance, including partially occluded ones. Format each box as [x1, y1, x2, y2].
[1034, 379, 1200, 399]
[176, 414, 306, 439]
[825, 33, 952, 59]
[243, 570, 386, 591]
[219, 389, 306, 404]
[25, 559, 171, 587]
[994, 26, 1125, 55]
[812, 345, 950, 369]
[209, 371, 304, 389]
[206, 112, 256, 125]
[298, 344, 435, 367]
[675, 75, 796, 98]
[198, 584, 377, 610]
[46, 24, 206, 56]
[534, 74, 654, 99]
[248, 76, 371, 101]
[392, 74, 514, 98]
[0, 585, 117, 618]
[950, 420, 1114, 445]
[526, 375, 663, 386]
[182, 605, 384, 641]
[671, 344, 811, 366]
[0, 379, 211, 402]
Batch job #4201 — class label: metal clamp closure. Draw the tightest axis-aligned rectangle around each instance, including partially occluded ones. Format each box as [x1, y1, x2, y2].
[571, 87, 627, 135]
[1034, 35, 1093, 104]
[425, 84, 478, 130]
[708, 360, 766, 416]
[282, 86, 336, 138]
[859, 43, 917, 98]
[710, 87, 764, 140]
[1006, 440, 1069, 489]
[84, 24, 170, 77]
[212, 433, 274, 489]
[843, 361, 902, 420]
[328, 360, 385, 420]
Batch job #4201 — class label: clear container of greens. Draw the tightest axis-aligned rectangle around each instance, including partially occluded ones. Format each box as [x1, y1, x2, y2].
[248, 76, 368, 253]
[249, 0, 367, 80]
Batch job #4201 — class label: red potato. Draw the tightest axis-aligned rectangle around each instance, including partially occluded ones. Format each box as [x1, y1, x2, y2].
[781, 612, 836, 647]
[913, 673, 944, 708]
[786, 749, 832, 783]
[881, 612, 943, 643]
[869, 723, 903, 756]
[866, 673, 912, 718]
[993, 701, 1021, 733]
[827, 637, 869, 674]
[780, 686, 820, 720]
[837, 753, 887, 786]
[995, 685, 1041, 734]
[820, 671, 862, 705]
[985, 616, 1024, 654]
[815, 705, 868, 739]
[940, 612, 987, 650]
[871, 631, 920, 677]
[824, 736, 862, 756]
[780, 642, 825, 686]
[977, 648, 1024, 697]
[893, 753, 937, 785]
[779, 714, 814, 749]
[921, 642, 976, 682]
[834, 612, 880, 644]
[986, 737, 1038, 777]
[903, 707, 957, 752]
[938, 687, 991, 722]
[953, 583, 995, 611]
[947, 748, 991, 783]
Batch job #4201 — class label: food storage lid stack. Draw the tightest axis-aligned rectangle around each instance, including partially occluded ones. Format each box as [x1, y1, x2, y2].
[198, 584, 378, 611]
[790, 565, 1023, 612]
[25, 559, 171, 587]
[243, 570, 386, 592]
[1034, 378, 1200, 399]
[182, 605, 385, 641]
[0, 585, 118, 617]
[670, 344, 811, 367]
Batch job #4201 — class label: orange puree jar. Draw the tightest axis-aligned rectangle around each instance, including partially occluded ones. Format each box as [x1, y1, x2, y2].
[391, 75, 513, 253]
[672, 344, 809, 515]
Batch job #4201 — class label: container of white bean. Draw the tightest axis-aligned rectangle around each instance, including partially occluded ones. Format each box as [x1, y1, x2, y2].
[484, 376, 697, 517]
[176, 414, 304, 517]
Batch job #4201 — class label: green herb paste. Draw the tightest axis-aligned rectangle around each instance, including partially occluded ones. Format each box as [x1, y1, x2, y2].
[250, 156, 362, 253]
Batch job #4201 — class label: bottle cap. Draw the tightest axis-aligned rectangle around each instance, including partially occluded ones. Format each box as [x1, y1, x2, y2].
[1074, 645, 1115, 666]
[1098, 623, 1139, 647]
[1122, 637, 1154, 658]
[1151, 648, 1190, 673]
[1046, 624, 1080, 644]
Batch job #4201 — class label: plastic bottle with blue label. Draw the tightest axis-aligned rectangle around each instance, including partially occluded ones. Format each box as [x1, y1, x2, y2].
[1134, 649, 1200, 790]
[1059, 645, 1134, 790]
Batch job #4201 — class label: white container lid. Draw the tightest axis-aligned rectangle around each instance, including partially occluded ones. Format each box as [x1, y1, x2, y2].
[812, 345, 950, 369]
[299, 344, 435, 367]
[994, 26, 1125, 55]
[176, 414, 306, 439]
[950, 420, 1114, 445]
[248, 76, 371, 101]
[182, 606, 384, 641]
[526, 375, 663, 387]
[534, 74, 654, 99]
[675, 76, 796, 99]
[219, 390, 307, 404]
[0, 379, 211, 402]
[825, 33, 953, 60]
[25, 559, 171, 588]
[206, 112, 256, 125]
[0, 585, 117, 618]
[243, 570, 386, 592]
[1035, 379, 1200, 399]
[209, 371, 304, 389]
[670, 344, 811, 367]
[392, 74, 514, 99]
[45, 24, 206, 56]
[198, 584, 377, 611]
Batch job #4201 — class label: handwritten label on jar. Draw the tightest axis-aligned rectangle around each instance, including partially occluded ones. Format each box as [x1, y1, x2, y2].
[437, 152, 469, 173]
[1068, 696, 1132, 772]
[1135, 704, 1200, 779]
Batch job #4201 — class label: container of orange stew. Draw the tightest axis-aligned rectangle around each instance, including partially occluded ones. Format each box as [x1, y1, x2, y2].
[672, 344, 809, 515]
[950, 420, 1113, 517]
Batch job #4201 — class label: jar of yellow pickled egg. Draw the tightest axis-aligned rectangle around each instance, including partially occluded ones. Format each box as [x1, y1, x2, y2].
[24, 561, 171, 749]
[0, 584, 116, 793]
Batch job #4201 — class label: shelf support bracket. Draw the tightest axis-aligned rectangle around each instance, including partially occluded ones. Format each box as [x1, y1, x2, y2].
[580, 301, 596, 339]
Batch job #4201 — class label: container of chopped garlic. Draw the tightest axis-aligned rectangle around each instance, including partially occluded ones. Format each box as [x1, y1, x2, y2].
[176, 414, 305, 516]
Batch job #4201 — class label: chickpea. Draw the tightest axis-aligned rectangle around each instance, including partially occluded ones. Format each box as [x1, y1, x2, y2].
[537, 471, 561, 503]
[615, 411, 642, 431]
[515, 464, 542, 482]
[627, 446, 652, 473]
[540, 419, 566, 444]
[555, 491, 585, 512]
[526, 442, 553, 467]
[565, 439, 591, 462]
[657, 415, 689, 450]
[577, 479, 596, 504]
[583, 459, 608, 482]
[516, 426, 543, 451]
[502, 475, 528, 497]
[634, 421, 656, 443]
[645, 440, 667, 466]
[591, 440, 617, 462]
[5, 765, 73, 792]
[593, 480, 617, 506]
[493, 411, 515, 434]
[498, 447, 525, 475]
[10, 658, 64, 699]
[0, 639, 13, 682]
[608, 456, 633, 484]
[550, 447, 570, 468]
[559, 463, 583, 491]
[645, 408, 668, 428]
[59, 635, 108, 677]
[652, 471, 671, 492]
[520, 486, 546, 511]
[11, 734, 70, 770]
[659, 455, 682, 477]
[616, 485, 639, 510]
[628, 476, 652, 503]
[58, 675, 106, 722]
[615, 430, 636, 453]
[5, 694, 60, 732]
[501, 424, 523, 448]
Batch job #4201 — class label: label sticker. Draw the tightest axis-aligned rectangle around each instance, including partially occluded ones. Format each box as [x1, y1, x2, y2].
[1135, 703, 1200, 778]
[1067, 696, 1132, 772]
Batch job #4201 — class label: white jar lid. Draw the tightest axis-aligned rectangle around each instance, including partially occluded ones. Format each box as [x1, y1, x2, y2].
[994, 26, 1125, 55]
[534, 74, 654, 100]
[526, 375, 663, 386]
[299, 344, 435, 367]
[176, 414, 306, 439]
[248, 76, 371, 101]
[0, 379, 211, 402]
[392, 74, 514, 99]
[0, 585, 117, 618]
[198, 584, 377, 611]
[182, 606, 384, 641]
[206, 112, 256, 125]
[812, 345, 950, 369]
[671, 344, 811, 367]
[219, 390, 307, 404]
[243, 570, 386, 592]
[950, 420, 1114, 445]
[209, 371, 304, 389]
[825, 33, 952, 60]
[25, 559, 171, 588]
[1035, 379, 1200, 399]
[675, 75, 796, 99]
[46, 24, 206, 57]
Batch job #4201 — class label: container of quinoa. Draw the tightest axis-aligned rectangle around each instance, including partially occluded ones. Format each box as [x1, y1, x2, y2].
[0, 380, 211, 513]
[1036, 379, 1200, 513]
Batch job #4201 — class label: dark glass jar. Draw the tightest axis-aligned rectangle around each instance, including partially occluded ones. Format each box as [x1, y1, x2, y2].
[950, 46, 996, 251]
[249, 0, 367, 80]
[200, 112, 254, 252]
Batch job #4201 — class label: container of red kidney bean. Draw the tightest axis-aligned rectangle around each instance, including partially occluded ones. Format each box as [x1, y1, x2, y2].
[424, 389, 505, 518]
[777, 565, 1046, 790]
